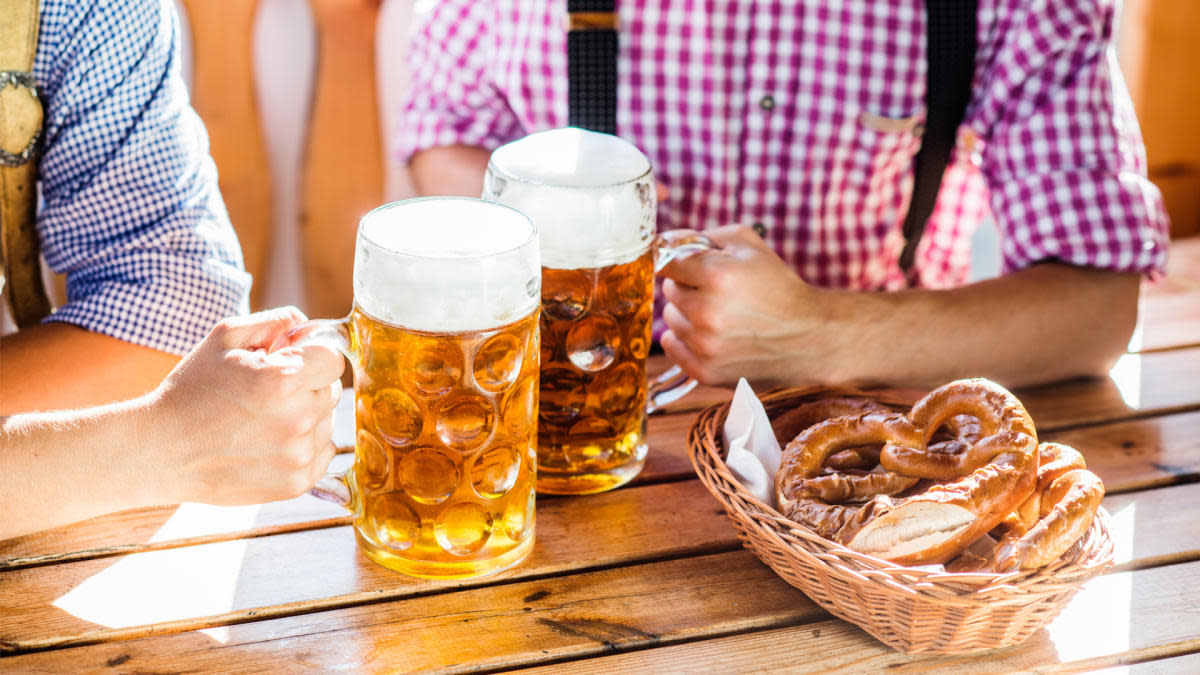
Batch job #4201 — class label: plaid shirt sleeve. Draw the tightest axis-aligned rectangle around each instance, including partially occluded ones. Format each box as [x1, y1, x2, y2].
[976, 0, 1169, 277]
[32, 0, 250, 355]
[395, 0, 524, 164]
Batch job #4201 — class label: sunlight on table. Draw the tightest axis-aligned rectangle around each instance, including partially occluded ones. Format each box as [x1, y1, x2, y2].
[50, 393, 357, 646]
[52, 503, 261, 643]
[1044, 503, 1135, 661]
[1108, 352, 1142, 410]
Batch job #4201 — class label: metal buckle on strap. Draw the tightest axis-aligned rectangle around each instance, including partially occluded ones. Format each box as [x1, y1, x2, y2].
[0, 70, 42, 168]
[567, 11, 618, 31]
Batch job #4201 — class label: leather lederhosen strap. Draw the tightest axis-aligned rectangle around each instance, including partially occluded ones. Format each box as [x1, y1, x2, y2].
[566, 0, 618, 135]
[564, 1, 979, 286]
[0, 0, 51, 328]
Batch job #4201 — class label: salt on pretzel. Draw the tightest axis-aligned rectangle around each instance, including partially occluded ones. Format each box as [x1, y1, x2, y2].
[776, 379, 1040, 566]
[992, 442, 1104, 571]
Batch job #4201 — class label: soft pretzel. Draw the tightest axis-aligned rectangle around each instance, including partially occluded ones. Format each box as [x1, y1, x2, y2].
[771, 397, 890, 446]
[927, 414, 983, 456]
[880, 379, 1039, 481]
[992, 443, 1104, 571]
[997, 442, 1087, 536]
[776, 412, 923, 514]
[824, 445, 883, 472]
[772, 398, 893, 473]
[776, 379, 1040, 566]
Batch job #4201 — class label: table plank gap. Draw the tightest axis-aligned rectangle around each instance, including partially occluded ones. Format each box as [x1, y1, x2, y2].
[1089, 649, 1200, 674]
[0, 481, 749, 652]
[1042, 637, 1200, 674]
[0, 516, 352, 573]
[8, 558, 1200, 674]
[3, 480, 1196, 658]
[0, 550, 818, 664]
[4, 403, 1198, 571]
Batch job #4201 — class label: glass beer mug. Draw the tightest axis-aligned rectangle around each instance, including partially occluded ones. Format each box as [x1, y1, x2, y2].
[284, 198, 541, 579]
[482, 128, 713, 495]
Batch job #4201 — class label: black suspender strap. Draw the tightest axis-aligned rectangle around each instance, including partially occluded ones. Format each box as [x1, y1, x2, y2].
[564, 1, 975, 282]
[566, 0, 618, 135]
[898, 0, 978, 284]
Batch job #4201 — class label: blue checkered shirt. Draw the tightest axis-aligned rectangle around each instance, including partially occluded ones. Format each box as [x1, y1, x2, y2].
[29, 0, 250, 355]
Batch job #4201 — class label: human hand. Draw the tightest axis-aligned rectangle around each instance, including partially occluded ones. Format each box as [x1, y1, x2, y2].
[147, 307, 345, 506]
[657, 225, 848, 388]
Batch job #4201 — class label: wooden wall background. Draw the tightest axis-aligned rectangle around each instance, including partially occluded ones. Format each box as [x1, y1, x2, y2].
[171, 0, 1195, 323]
[1119, 0, 1200, 239]
[175, 0, 415, 319]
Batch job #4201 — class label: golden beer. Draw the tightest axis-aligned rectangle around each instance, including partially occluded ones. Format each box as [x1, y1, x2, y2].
[350, 306, 539, 579]
[537, 249, 654, 493]
[295, 197, 541, 579]
[484, 128, 707, 495]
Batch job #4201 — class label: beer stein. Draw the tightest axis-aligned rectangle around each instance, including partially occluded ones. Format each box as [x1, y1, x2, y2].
[284, 198, 541, 579]
[482, 128, 713, 495]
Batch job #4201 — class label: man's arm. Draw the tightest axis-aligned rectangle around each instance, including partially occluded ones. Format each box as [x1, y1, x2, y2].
[397, 1, 522, 195]
[0, 324, 179, 413]
[0, 308, 343, 541]
[658, 226, 1139, 390]
[17, 2, 250, 415]
[410, 145, 492, 196]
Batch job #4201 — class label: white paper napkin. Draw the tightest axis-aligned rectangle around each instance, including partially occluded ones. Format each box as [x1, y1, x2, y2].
[721, 379, 783, 507]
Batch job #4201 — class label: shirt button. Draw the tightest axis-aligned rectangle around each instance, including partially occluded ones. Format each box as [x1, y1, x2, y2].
[758, 95, 775, 111]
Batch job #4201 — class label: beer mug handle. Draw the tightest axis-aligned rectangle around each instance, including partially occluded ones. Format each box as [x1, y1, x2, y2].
[271, 317, 357, 510]
[647, 230, 719, 414]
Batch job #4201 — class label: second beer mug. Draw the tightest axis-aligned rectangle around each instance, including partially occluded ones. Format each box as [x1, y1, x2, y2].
[283, 198, 541, 579]
[483, 128, 712, 495]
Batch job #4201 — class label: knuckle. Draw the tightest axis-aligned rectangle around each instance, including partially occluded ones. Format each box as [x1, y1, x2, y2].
[690, 333, 722, 360]
[695, 307, 726, 334]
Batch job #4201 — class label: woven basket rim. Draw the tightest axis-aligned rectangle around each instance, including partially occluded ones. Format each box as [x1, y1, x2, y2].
[688, 384, 1117, 605]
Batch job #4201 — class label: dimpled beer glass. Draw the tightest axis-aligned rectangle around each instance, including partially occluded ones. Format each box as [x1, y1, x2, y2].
[290, 198, 541, 579]
[483, 128, 711, 495]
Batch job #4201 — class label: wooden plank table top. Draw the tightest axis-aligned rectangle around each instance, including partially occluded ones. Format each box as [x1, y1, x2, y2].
[2, 237, 1198, 674]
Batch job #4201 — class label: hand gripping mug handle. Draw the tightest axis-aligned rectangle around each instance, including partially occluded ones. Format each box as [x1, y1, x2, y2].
[647, 230, 719, 414]
[271, 317, 358, 510]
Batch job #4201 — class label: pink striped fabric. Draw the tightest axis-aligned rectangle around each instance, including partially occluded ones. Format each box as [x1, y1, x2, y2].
[397, 0, 1168, 289]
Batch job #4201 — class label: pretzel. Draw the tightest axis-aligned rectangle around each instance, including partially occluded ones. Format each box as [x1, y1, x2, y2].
[880, 379, 1039, 481]
[992, 443, 1104, 571]
[772, 397, 893, 472]
[997, 442, 1087, 535]
[776, 412, 923, 513]
[776, 379, 1040, 566]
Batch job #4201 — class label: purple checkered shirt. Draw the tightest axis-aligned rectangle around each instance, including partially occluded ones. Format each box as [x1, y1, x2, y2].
[397, 0, 1168, 289]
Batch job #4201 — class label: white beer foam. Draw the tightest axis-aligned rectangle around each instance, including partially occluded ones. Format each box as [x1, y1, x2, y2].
[488, 128, 655, 270]
[355, 199, 540, 333]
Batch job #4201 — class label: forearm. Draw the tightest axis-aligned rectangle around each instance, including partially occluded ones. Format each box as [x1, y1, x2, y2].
[0, 323, 179, 413]
[409, 145, 492, 196]
[823, 263, 1140, 389]
[0, 397, 170, 540]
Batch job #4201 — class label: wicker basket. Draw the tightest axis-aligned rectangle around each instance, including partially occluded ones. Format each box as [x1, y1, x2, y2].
[688, 385, 1115, 655]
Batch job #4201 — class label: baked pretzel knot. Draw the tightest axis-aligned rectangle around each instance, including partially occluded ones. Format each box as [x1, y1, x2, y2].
[776, 379, 1040, 566]
[992, 442, 1105, 571]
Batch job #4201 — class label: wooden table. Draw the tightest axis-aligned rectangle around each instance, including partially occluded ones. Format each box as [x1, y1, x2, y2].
[3, 239, 1198, 673]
